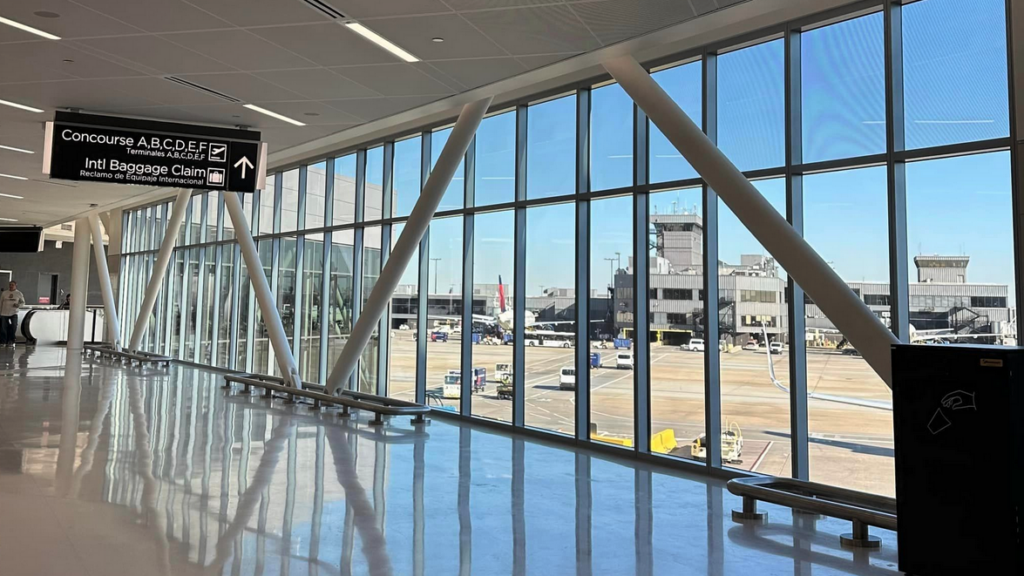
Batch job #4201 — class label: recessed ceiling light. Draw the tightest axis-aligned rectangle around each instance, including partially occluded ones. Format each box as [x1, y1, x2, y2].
[243, 104, 306, 127]
[432, 37, 444, 43]
[33, 11, 60, 18]
[0, 173, 27, 181]
[0, 98, 43, 113]
[0, 16, 61, 40]
[62, 59, 74, 64]
[0, 144, 33, 154]
[0, 217, 18, 222]
[0, 193, 23, 199]
[303, 112, 320, 117]
[345, 22, 419, 63]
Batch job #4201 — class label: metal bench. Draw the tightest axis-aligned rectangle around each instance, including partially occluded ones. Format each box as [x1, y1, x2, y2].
[84, 344, 174, 368]
[727, 476, 896, 549]
[223, 373, 429, 425]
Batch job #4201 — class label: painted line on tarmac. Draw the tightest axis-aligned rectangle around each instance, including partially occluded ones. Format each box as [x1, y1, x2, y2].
[750, 441, 772, 473]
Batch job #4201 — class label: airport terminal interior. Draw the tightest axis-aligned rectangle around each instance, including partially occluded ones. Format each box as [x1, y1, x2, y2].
[1, 0, 1022, 574]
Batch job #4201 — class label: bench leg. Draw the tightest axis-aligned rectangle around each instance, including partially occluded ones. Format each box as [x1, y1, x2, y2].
[338, 406, 351, 418]
[369, 413, 384, 426]
[840, 519, 881, 549]
[731, 496, 768, 523]
[412, 414, 429, 425]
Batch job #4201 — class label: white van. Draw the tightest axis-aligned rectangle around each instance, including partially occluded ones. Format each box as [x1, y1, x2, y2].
[559, 367, 576, 390]
[682, 338, 705, 352]
[616, 352, 634, 370]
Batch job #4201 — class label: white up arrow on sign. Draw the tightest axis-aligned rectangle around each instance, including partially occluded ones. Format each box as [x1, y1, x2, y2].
[234, 156, 254, 178]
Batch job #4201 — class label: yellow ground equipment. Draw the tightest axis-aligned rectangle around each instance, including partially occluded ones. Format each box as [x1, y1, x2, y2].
[690, 421, 743, 463]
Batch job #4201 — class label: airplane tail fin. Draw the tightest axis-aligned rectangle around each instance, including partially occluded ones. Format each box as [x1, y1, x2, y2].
[498, 276, 507, 313]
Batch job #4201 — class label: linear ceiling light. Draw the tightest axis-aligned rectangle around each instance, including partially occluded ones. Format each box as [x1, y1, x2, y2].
[0, 173, 27, 180]
[243, 104, 306, 127]
[0, 16, 61, 40]
[0, 144, 33, 154]
[0, 217, 18, 222]
[345, 22, 419, 63]
[0, 98, 44, 113]
[0, 193, 23, 199]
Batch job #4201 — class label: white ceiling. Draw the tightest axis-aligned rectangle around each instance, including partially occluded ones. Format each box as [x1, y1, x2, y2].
[0, 0, 751, 226]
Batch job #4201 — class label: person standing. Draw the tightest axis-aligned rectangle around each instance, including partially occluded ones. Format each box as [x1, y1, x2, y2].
[0, 281, 25, 348]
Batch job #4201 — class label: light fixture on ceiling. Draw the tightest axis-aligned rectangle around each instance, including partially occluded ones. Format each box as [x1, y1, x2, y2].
[0, 173, 27, 181]
[33, 11, 60, 18]
[345, 22, 419, 63]
[0, 193, 23, 199]
[0, 144, 33, 154]
[0, 16, 61, 40]
[243, 104, 306, 127]
[0, 217, 18, 222]
[0, 98, 44, 113]
[432, 37, 444, 43]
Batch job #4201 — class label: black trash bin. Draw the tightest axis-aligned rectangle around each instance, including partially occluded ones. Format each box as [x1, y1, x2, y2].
[892, 343, 1024, 575]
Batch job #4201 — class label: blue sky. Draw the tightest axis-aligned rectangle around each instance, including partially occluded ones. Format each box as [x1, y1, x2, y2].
[399, 0, 1014, 305]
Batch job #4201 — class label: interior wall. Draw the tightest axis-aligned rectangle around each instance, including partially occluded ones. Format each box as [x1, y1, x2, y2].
[0, 240, 103, 306]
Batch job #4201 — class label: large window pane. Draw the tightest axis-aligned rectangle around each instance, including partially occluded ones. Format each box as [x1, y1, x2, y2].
[306, 162, 327, 231]
[525, 203, 575, 433]
[906, 151, 1014, 343]
[365, 146, 384, 221]
[281, 169, 300, 233]
[189, 194, 203, 242]
[590, 196, 633, 445]
[360, 227, 382, 393]
[207, 192, 220, 241]
[648, 187, 704, 463]
[590, 83, 633, 191]
[274, 237, 298, 377]
[333, 154, 357, 225]
[199, 246, 216, 364]
[430, 129, 465, 212]
[474, 112, 515, 206]
[388, 223, 418, 400]
[903, 0, 1008, 149]
[259, 178, 275, 235]
[252, 240, 274, 373]
[393, 137, 421, 218]
[472, 210, 514, 423]
[326, 230, 355, 371]
[216, 245, 235, 368]
[803, 166, 893, 495]
[236, 247, 251, 371]
[802, 13, 886, 163]
[183, 248, 200, 359]
[424, 217, 462, 410]
[650, 61, 702, 183]
[527, 96, 575, 199]
[718, 40, 785, 171]
[298, 237, 323, 382]
[717, 179, 791, 476]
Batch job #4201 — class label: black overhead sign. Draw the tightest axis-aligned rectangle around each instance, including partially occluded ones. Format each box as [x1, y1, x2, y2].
[43, 112, 266, 193]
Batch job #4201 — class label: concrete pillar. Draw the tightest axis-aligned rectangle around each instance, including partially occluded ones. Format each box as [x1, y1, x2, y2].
[223, 191, 302, 389]
[67, 218, 91, 351]
[324, 97, 492, 395]
[128, 188, 192, 351]
[603, 55, 898, 386]
[88, 214, 121, 350]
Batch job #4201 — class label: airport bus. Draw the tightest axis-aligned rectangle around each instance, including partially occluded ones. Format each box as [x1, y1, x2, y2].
[524, 330, 575, 348]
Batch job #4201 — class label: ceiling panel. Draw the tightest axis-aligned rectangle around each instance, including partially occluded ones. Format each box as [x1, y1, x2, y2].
[516, 52, 579, 70]
[0, 0, 139, 41]
[0, 42, 147, 80]
[462, 4, 602, 56]
[248, 100, 362, 125]
[258, 125, 346, 152]
[424, 58, 528, 90]
[255, 68, 379, 100]
[251, 23, 396, 67]
[76, 35, 234, 75]
[72, 0, 234, 33]
[98, 77, 228, 106]
[324, 95, 441, 122]
[444, 0, 563, 8]
[363, 14, 506, 60]
[331, 64, 456, 97]
[159, 29, 315, 71]
[320, 0, 452, 19]
[0, 79, 163, 111]
[180, 0, 334, 27]
[570, 0, 698, 45]
[173, 72, 307, 102]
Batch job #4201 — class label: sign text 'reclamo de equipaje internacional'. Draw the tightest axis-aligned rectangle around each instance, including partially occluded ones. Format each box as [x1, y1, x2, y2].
[43, 112, 266, 193]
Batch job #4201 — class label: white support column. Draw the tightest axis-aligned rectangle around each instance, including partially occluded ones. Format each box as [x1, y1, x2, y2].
[603, 55, 899, 386]
[67, 218, 91, 351]
[224, 191, 302, 389]
[128, 188, 192, 351]
[325, 97, 492, 395]
[87, 213, 121, 350]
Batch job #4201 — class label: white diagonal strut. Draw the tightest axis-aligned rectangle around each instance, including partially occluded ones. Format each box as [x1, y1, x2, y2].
[326, 97, 493, 395]
[224, 190, 302, 389]
[88, 213, 121, 350]
[128, 188, 193, 351]
[603, 55, 898, 387]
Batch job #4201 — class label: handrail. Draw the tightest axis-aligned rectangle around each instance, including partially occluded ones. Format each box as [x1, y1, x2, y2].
[726, 476, 896, 549]
[84, 344, 173, 367]
[223, 373, 429, 425]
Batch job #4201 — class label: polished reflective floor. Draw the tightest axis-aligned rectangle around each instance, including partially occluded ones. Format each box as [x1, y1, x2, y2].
[0, 346, 901, 575]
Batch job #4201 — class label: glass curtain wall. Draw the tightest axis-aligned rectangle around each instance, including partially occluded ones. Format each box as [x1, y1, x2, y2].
[118, 0, 1015, 498]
